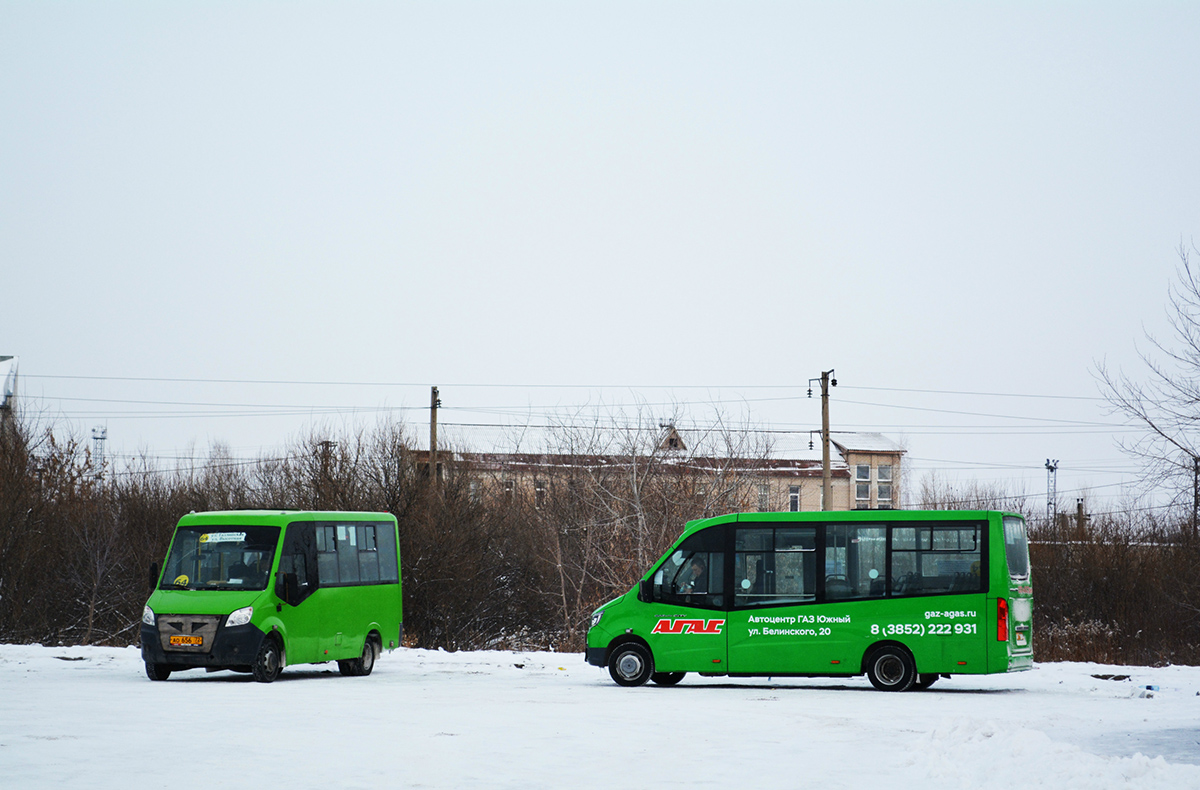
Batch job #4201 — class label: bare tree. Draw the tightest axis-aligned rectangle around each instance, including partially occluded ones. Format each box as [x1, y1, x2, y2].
[528, 404, 771, 647]
[1098, 243, 1200, 529]
[914, 471, 1031, 517]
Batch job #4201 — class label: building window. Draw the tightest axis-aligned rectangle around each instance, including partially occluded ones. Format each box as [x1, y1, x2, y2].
[503, 480, 514, 501]
[757, 483, 770, 512]
[468, 480, 480, 503]
[535, 480, 547, 509]
[789, 485, 800, 512]
[877, 465, 893, 506]
[855, 464, 871, 505]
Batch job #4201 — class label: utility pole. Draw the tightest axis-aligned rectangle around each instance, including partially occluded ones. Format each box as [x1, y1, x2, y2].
[318, 440, 337, 504]
[808, 370, 837, 511]
[429, 386, 441, 487]
[1192, 454, 1198, 540]
[1075, 498, 1087, 539]
[1045, 459, 1058, 530]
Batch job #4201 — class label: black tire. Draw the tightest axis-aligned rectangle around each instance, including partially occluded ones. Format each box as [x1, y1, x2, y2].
[914, 673, 939, 690]
[608, 643, 653, 687]
[252, 636, 283, 683]
[145, 662, 171, 681]
[866, 646, 916, 692]
[651, 672, 685, 686]
[338, 638, 377, 677]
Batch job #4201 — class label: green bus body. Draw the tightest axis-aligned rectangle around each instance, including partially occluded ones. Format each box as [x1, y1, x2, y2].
[141, 510, 402, 682]
[585, 510, 1033, 691]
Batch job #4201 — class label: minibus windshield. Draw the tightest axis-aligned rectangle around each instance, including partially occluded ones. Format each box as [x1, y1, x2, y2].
[160, 525, 280, 591]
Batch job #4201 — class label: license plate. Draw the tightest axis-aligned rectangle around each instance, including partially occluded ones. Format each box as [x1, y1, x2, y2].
[170, 635, 203, 646]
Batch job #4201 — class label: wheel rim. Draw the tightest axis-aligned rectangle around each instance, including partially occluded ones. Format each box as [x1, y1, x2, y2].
[876, 654, 904, 686]
[616, 651, 644, 681]
[261, 646, 278, 674]
[363, 643, 374, 671]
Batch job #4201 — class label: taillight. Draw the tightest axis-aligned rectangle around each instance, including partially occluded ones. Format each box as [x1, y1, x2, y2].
[997, 597, 1009, 641]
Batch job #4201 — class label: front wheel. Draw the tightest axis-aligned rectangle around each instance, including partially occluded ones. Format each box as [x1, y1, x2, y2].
[866, 646, 916, 692]
[145, 662, 171, 681]
[338, 639, 376, 677]
[252, 637, 282, 683]
[608, 643, 653, 687]
[651, 672, 685, 686]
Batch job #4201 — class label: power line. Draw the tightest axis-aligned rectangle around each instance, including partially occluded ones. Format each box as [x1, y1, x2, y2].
[840, 385, 1107, 402]
[25, 372, 1107, 402]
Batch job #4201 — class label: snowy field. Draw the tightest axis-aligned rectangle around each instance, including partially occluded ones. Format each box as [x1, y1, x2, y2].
[2, 644, 1199, 789]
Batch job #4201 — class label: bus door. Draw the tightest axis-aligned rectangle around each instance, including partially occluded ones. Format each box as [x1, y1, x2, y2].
[645, 526, 727, 673]
[726, 525, 825, 675]
[277, 522, 321, 664]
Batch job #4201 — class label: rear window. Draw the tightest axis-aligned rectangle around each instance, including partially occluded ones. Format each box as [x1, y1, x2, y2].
[1003, 516, 1030, 580]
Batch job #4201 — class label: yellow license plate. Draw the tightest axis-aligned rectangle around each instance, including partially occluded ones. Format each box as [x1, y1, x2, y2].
[170, 635, 203, 646]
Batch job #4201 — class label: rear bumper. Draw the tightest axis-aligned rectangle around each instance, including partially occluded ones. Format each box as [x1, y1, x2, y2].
[140, 623, 267, 670]
[1008, 653, 1034, 672]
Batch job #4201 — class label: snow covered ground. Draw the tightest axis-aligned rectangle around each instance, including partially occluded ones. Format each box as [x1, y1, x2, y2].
[2, 644, 1198, 789]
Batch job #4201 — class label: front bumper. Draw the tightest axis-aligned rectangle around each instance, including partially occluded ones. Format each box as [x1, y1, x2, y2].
[585, 646, 607, 667]
[140, 622, 268, 670]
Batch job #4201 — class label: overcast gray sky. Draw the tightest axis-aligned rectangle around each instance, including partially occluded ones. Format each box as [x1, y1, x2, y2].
[4, 2, 1199, 514]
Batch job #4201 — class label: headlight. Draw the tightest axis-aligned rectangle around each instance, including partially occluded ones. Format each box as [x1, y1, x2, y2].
[142, 606, 155, 626]
[226, 606, 253, 628]
[589, 610, 604, 629]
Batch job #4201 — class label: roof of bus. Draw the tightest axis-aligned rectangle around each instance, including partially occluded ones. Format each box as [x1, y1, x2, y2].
[677, 509, 1022, 540]
[176, 510, 396, 526]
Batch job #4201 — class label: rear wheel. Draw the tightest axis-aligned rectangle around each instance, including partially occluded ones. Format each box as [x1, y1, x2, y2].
[608, 643, 653, 687]
[338, 638, 377, 677]
[252, 637, 282, 683]
[651, 672, 685, 686]
[866, 646, 916, 692]
[914, 673, 939, 690]
[145, 662, 171, 681]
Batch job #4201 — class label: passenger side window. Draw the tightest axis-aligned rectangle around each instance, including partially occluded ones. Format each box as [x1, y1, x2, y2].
[377, 523, 400, 583]
[358, 525, 380, 583]
[823, 524, 886, 600]
[653, 527, 724, 609]
[891, 524, 983, 595]
[734, 526, 816, 607]
[317, 524, 340, 584]
[314, 522, 397, 586]
[335, 524, 360, 584]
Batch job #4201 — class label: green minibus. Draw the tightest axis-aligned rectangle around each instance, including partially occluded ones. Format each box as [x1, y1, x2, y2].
[586, 510, 1032, 691]
[141, 510, 402, 683]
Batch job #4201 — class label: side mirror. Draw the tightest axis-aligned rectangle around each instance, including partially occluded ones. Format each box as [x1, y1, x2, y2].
[148, 562, 159, 594]
[639, 579, 654, 603]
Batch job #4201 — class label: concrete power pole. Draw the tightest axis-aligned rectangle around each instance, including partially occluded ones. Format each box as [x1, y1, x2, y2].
[1045, 459, 1058, 530]
[429, 386, 441, 486]
[1192, 455, 1198, 540]
[809, 370, 837, 511]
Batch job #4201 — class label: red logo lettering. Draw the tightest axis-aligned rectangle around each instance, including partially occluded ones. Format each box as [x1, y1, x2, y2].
[651, 618, 725, 635]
